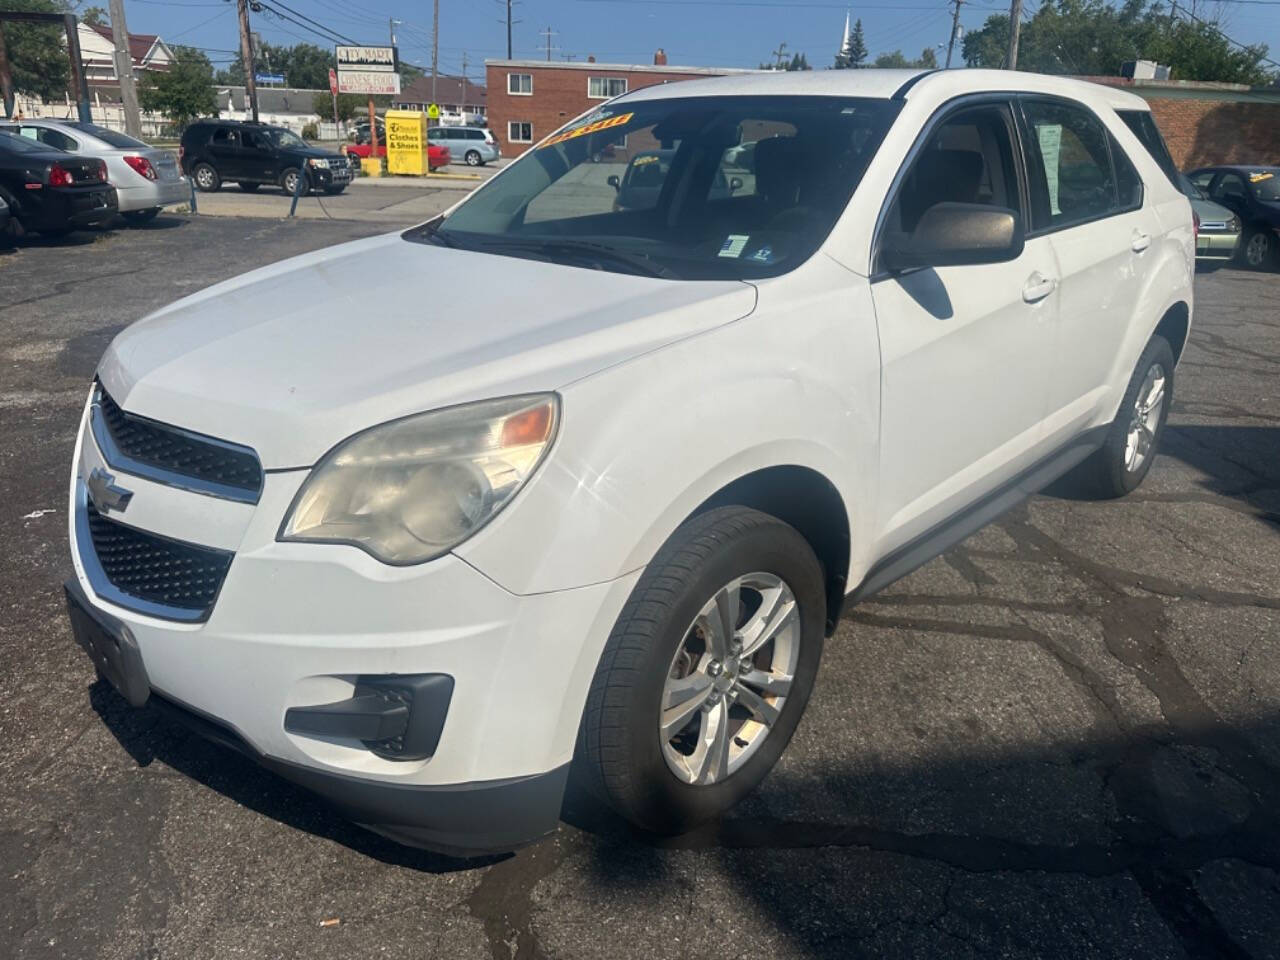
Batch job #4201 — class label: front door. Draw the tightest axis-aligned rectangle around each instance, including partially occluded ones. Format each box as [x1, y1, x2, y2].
[870, 99, 1059, 551]
[239, 130, 277, 183]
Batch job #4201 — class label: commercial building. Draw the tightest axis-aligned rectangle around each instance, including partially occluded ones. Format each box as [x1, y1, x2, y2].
[484, 52, 755, 155]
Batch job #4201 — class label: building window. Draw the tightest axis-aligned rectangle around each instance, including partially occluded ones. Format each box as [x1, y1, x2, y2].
[587, 77, 627, 99]
[508, 73, 533, 95]
[508, 121, 533, 143]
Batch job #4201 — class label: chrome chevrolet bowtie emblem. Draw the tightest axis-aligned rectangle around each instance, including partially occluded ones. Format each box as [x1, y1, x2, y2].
[87, 467, 133, 514]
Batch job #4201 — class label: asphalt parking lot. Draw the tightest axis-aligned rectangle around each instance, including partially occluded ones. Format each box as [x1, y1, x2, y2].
[1, 214, 1278, 959]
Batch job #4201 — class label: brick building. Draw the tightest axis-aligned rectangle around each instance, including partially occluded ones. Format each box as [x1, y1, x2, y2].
[484, 53, 755, 156]
[1086, 76, 1280, 168]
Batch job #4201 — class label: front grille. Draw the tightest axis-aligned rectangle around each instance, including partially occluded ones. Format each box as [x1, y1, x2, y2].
[95, 383, 262, 500]
[86, 503, 232, 618]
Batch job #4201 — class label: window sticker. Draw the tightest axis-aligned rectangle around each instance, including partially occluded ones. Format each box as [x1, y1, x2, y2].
[749, 244, 775, 263]
[1037, 124, 1063, 216]
[718, 234, 749, 258]
[1249, 171, 1274, 183]
[539, 112, 634, 150]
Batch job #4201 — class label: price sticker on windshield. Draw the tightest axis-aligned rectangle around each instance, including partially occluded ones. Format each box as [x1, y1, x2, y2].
[540, 113, 634, 150]
[1249, 171, 1274, 183]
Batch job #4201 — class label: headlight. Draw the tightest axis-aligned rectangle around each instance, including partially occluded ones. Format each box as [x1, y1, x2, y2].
[308, 158, 330, 169]
[280, 395, 558, 564]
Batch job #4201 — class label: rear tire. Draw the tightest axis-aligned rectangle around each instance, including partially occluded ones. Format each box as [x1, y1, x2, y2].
[1069, 335, 1175, 499]
[465, 150, 481, 166]
[121, 208, 160, 225]
[575, 506, 825, 834]
[192, 163, 219, 192]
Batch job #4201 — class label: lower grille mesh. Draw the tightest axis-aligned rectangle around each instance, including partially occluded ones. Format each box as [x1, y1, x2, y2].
[86, 504, 232, 616]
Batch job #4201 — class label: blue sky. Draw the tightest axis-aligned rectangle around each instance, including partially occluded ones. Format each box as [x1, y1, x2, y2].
[119, 0, 1280, 78]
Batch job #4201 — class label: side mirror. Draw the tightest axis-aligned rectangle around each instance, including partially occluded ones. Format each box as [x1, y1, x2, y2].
[881, 202, 1024, 272]
[729, 176, 743, 192]
[606, 174, 620, 191]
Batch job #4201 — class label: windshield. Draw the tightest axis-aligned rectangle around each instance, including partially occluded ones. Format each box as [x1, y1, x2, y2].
[69, 122, 148, 149]
[1247, 169, 1280, 202]
[266, 127, 308, 148]
[415, 95, 900, 280]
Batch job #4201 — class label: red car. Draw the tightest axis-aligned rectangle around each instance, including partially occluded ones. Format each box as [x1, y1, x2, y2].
[344, 142, 450, 171]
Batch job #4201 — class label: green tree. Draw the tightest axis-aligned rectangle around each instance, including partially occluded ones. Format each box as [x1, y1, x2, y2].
[787, 51, 811, 71]
[873, 47, 939, 68]
[962, 0, 1273, 84]
[139, 45, 217, 130]
[81, 6, 108, 27]
[837, 19, 869, 68]
[0, 0, 71, 116]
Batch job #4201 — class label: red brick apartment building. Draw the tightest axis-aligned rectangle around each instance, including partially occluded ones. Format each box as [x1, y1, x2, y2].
[485, 52, 755, 156]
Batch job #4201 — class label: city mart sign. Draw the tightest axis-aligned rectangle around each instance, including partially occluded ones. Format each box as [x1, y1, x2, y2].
[336, 45, 402, 96]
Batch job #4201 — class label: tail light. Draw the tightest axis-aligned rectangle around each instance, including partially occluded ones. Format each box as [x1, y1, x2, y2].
[1192, 210, 1200, 240]
[123, 155, 157, 180]
[49, 164, 73, 187]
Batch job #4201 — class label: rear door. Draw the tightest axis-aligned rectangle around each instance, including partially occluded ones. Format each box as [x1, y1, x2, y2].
[240, 130, 277, 183]
[1019, 96, 1156, 442]
[208, 127, 243, 179]
[870, 97, 1060, 548]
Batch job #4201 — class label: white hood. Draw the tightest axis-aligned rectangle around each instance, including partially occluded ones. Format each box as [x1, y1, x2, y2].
[99, 232, 756, 468]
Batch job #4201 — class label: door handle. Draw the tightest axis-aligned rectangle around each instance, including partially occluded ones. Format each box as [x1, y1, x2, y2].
[1131, 231, 1151, 253]
[1022, 273, 1057, 304]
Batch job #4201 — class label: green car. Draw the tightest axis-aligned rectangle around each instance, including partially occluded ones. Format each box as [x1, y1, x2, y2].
[1181, 173, 1240, 270]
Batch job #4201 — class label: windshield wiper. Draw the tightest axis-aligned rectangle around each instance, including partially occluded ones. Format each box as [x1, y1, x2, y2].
[475, 237, 681, 280]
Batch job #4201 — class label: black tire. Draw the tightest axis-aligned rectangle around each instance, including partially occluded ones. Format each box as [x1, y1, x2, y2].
[465, 149, 482, 166]
[239, 182, 260, 193]
[121, 207, 160, 225]
[192, 162, 220, 192]
[323, 186, 346, 195]
[280, 168, 308, 196]
[576, 506, 826, 834]
[1239, 227, 1274, 270]
[1069, 335, 1175, 499]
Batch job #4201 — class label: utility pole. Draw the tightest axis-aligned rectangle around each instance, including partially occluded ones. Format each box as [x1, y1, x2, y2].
[237, 0, 258, 121]
[944, 0, 963, 68]
[460, 51, 469, 114]
[106, 0, 141, 135]
[772, 41, 788, 70]
[431, 0, 439, 110]
[540, 26, 557, 61]
[1006, 0, 1022, 68]
[0, 23, 13, 119]
[504, 0, 515, 59]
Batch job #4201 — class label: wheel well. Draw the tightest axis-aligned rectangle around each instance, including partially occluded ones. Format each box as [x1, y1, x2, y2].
[691, 466, 850, 635]
[1155, 302, 1189, 363]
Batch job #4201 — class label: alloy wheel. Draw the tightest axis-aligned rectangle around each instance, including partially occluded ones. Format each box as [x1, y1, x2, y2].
[1246, 232, 1271, 267]
[196, 166, 214, 189]
[1125, 362, 1166, 473]
[659, 572, 800, 785]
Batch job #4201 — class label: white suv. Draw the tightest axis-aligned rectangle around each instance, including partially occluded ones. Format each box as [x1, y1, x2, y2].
[67, 69, 1193, 855]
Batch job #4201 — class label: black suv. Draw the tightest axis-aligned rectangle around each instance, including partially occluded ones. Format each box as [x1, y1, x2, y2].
[180, 120, 352, 195]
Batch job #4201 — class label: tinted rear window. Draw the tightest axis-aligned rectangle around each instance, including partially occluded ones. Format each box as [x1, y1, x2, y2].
[69, 122, 148, 149]
[1117, 110, 1179, 189]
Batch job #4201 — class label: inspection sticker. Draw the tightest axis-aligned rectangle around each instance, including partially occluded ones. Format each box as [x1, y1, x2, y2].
[539, 112, 634, 149]
[1249, 171, 1274, 183]
[718, 234, 750, 258]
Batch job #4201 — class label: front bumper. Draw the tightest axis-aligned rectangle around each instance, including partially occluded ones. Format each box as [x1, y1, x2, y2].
[1196, 230, 1239, 261]
[66, 392, 636, 853]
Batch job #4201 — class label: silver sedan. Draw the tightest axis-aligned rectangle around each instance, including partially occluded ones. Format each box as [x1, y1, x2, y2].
[5, 119, 187, 224]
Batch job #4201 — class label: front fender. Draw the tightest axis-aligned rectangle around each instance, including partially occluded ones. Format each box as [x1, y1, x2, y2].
[454, 257, 882, 597]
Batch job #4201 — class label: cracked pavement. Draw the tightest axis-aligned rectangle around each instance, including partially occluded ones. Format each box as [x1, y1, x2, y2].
[1, 214, 1278, 959]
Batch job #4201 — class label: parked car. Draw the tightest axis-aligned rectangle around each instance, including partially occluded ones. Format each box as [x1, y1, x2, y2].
[344, 140, 450, 171]
[67, 70, 1193, 856]
[0, 192, 10, 238]
[350, 118, 385, 143]
[1181, 174, 1240, 269]
[1187, 164, 1280, 269]
[180, 119, 352, 195]
[0, 130, 117, 237]
[427, 126, 499, 166]
[5, 119, 185, 224]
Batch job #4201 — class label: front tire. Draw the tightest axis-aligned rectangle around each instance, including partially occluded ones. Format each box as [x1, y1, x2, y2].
[1070, 335, 1175, 499]
[191, 163, 219, 192]
[280, 168, 308, 196]
[576, 506, 825, 834]
[1240, 228, 1274, 270]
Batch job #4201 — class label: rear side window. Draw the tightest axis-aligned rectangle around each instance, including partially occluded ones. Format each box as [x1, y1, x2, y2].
[70, 122, 148, 149]
[212, 128, 239, 147]
[1109, 135, 1144, 210]
[1117, 110, 1179, 189]
[1022, 98, 1118, 230]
